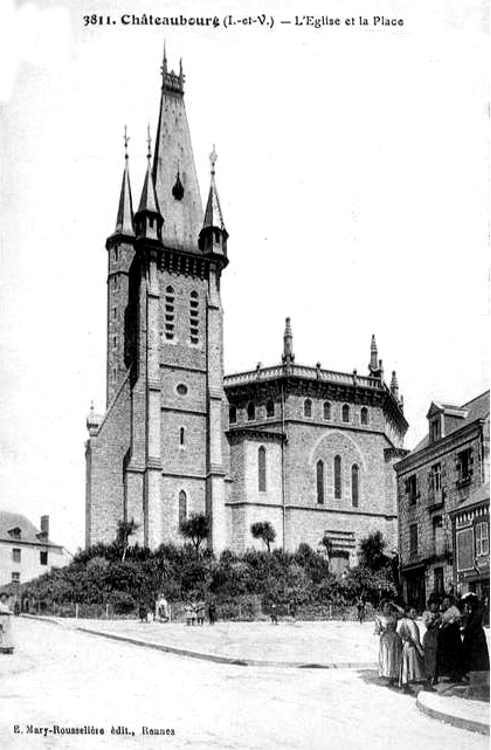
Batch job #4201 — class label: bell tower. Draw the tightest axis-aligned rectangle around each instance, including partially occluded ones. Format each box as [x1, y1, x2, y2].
[120, 51, 230, 551]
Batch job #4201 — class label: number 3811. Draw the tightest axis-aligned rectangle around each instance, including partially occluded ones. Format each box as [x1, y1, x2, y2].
[83, 15, 113, 25]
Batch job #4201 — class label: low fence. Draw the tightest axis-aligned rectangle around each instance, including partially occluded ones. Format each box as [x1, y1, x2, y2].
[21, 597, 375, 623]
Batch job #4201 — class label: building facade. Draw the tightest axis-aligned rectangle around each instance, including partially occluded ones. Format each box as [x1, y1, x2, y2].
[0, 513, 70, 589]
[395, 392, 490, 610]
[224, 321, 407, 562]
[85, 53, 408, 562]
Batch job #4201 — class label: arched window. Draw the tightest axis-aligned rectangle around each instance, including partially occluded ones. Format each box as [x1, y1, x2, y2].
[179, 427, 185, 446]
[334, 455, 342, 499]
[258, 446, 267, 491]
[323, 401, 331, 420]
[266, 400, 275, 418]
[316, 460, 324, 504]
[229, 405, 237, 424]
[247, 402, 255, 421]
[351, 464, 359, 508]
[360, 407, 368, 425]
[304, 399, 312, 418]
[178, 490, 187, 524]
[342, 404, 350, 423]
[165, 286, 175, 340]
[189, 290, 199, 345]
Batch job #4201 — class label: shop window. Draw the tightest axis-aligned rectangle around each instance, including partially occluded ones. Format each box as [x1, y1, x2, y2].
[476, 522, 489, 557]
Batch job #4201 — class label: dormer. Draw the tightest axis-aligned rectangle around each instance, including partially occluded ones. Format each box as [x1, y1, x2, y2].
[427, 401, 468, 444]
[427, 403, 444, 444]
[8, 527, 22, 540]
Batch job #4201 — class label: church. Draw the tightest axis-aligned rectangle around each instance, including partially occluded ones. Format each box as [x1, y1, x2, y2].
[85, 52, 408, 566]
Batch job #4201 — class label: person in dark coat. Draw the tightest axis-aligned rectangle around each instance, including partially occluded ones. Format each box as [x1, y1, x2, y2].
[436, 596, 464, 682]
[422, 597, 440, 687]
[461, 593, 490, 675]
[207, 601, 216, 625]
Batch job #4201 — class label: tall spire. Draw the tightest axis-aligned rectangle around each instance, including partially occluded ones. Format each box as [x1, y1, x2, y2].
[198, 146, 228, 258]
[113, 125, 134, 237]
[135, 126, 162, 242]
[282, 317, 295, 367]
[152, 49, 203, 251]
[203, 146, 227, 232]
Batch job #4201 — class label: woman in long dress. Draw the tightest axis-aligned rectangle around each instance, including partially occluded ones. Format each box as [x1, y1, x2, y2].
[374, 601, 402, 687]
[0, 594, 14, 655]
[422, 598, 440, 686]
[461, 593, 490, 676]
[437, 596, 464, 682]
[398, 606, 425, 692]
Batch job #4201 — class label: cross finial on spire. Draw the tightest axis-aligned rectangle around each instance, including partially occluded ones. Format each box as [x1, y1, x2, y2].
[123, 125, 129, 160]
[210, 145, 217, 175]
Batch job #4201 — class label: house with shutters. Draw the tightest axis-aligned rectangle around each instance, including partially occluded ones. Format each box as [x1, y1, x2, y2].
[0, 513, 71, 591]
[395, 391, 489, 609]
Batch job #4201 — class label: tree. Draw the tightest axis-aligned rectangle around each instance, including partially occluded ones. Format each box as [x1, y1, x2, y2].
[116, 518, 139, 562]
[179, 513, 209, 553]
[250, 521, 276, 552]
[358, 531, 390, 571]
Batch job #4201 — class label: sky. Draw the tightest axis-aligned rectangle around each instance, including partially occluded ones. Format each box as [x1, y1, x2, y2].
[0, 0, 489, 554]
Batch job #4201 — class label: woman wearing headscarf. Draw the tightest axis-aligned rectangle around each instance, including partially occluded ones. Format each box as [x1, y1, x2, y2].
[374, 600, 402, 687]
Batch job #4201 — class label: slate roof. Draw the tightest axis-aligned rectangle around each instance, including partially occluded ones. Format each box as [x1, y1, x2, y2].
[0, 511, 61, 548]
[411, 390, 489, 454]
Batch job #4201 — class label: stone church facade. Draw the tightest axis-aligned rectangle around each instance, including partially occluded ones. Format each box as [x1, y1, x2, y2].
[85, 53, 408, 565]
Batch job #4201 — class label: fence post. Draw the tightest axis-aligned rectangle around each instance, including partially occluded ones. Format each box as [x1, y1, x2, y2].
[75, 603, 79, 619]
[329, 604, 332, 620]
[105, 603, 109, 619]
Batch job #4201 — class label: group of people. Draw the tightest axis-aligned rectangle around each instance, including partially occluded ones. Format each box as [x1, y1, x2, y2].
[184, 600, 216, 626]
[375, 592, 489, 694]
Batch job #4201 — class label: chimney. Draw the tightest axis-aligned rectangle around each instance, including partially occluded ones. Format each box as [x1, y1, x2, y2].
[40, 515, 49, 539]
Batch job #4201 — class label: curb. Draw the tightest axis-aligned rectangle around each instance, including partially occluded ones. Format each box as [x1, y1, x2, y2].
[74, 625, 377, 670]
[416, 691, 490, 736]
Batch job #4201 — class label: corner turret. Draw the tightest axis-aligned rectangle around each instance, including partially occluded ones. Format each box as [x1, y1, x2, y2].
[368, 334, 384, 380]
[282, 317, 295, 372]
[198, 146, 229, 264]
[134, 128, 163, 243]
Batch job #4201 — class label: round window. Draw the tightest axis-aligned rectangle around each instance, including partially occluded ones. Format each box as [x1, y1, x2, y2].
[176, 383, 188, 396]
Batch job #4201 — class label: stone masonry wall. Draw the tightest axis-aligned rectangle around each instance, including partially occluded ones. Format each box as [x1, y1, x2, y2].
[86, 376, 131, 546]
